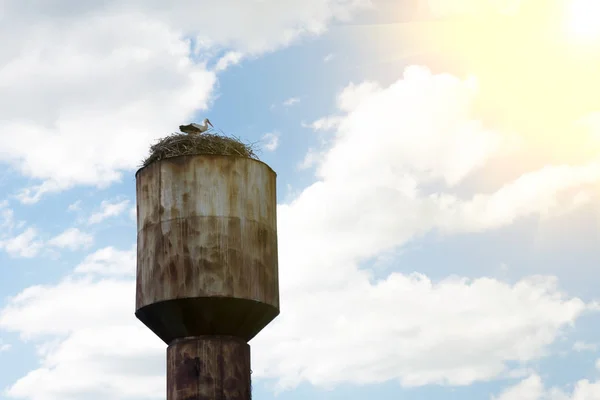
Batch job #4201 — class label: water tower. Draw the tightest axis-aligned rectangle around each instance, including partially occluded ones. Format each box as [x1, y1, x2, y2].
[135, 144, 279, 399]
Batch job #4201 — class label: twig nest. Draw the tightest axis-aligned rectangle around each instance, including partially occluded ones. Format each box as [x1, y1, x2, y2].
[142, 132, 260, 167]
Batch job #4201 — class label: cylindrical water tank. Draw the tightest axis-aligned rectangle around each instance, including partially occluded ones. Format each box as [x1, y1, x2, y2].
[135, 154, 279, 345]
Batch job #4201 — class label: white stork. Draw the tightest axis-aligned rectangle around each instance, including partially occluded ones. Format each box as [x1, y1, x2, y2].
[179, 118, 213, 135]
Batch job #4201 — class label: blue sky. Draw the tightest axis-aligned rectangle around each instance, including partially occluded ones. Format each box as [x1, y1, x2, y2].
[1, 0, 600, 399]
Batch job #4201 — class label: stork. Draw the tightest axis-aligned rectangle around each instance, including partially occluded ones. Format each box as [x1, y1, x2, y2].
[179, 118, 213, 135]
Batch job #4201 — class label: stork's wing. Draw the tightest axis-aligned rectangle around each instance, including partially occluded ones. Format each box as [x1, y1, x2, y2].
[179, 125, 191, 133]
[180, 124, 200, 133]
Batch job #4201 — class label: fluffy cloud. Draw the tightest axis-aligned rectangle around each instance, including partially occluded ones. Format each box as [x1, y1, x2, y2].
[214, 51, 244, 72]
[0, 224, 93, 258]
[151, 0, 372, 55]
[0, 339, 11, 353]
[310, 69, 502, 187]
[0, 246, 173, 399]
[282, 97, 300, 107]
[262, 132, 281, 152]
[573, 341, 598, 352]
[88, 200, 130, 225]
[1, 277, 134, 340]
[0, 228, 44, 259]
[47, 228, 93, 251]
[0, 275, 165, 400]
[0, 0, 371, 202]
[74, 246, 136, 277]
[493, 375, 546, 400]
[1, 13, 216, 203]
[290, 67, 600, 288]
[0, 201, 16, 231]
[493, 374, 600, 400]
[0, 207, 93, 255]
[8, 325, 164, 400]
[254, 274, 588, 390]
[66, 201, 82, 212]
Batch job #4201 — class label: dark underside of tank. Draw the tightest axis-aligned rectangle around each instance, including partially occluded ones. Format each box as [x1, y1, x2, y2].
[135, 296, 280, 344]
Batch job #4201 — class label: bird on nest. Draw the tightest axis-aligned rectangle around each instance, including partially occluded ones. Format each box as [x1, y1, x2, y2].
[179, 118, 213, 135]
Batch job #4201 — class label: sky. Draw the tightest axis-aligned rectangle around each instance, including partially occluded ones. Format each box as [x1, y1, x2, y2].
[1, 0, 600, 399]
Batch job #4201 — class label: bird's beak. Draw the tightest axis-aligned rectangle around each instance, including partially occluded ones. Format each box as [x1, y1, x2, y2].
[207, 119, 213, 127]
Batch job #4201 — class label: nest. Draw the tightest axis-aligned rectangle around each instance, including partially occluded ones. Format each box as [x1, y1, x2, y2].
[141, 131, 260, 167]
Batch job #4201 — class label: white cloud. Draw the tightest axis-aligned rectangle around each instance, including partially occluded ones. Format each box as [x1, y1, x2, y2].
[324, 53, 335, 62]
[254, 274, 588, 391]
[312, 69, 498, 188]
[214, 51, 244, 71]
[0, 0, 371, 201]
[88, 199, 130, 225]
[2, 12, 216, 203]
[300, 66, 600, 244]
[47, 228, 93, 251]
[297, 148, 326, 170]
[0, 339, 10, 353]
[74, 246, 136, 277]
[0, 222, 93, 258]
[493, 374, 600, 400]
[67, 201, 82, 212]
[0, 245, 168, 399]
[118, 0, 372, 55]
[492, 374, 545, 400]
[8, 324, 164, 400]
[283, 97, 300, 107]
[305, 116, 343, 131]
[0, 279, 133, 341]
[0, 200, 15, 231]
[573, 341, 598, 352]
[262, 132, 281, 152]
[336, 81, 381, 112]
[0, 277, 164, 400]
[560, 381, 600, 399]
[436, 162, 600, 234]
[16, 181, 73, 205]
[0, 228, 44, 258]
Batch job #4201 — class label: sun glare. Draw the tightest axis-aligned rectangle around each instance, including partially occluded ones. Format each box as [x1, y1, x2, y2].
[566, 0, 600, 42]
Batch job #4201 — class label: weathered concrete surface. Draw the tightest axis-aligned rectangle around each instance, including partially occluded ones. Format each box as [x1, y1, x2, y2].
[167, 336, 251, 400]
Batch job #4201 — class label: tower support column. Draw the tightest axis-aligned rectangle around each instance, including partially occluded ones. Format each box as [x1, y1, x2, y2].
[167, 336, 251, 400]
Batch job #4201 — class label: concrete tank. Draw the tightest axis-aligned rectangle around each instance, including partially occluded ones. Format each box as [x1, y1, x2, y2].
[135, 154, 279, 399]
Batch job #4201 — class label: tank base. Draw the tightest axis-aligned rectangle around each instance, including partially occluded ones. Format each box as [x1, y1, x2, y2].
[167, 336, 251, 400]
[136, 297, 279, 345]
